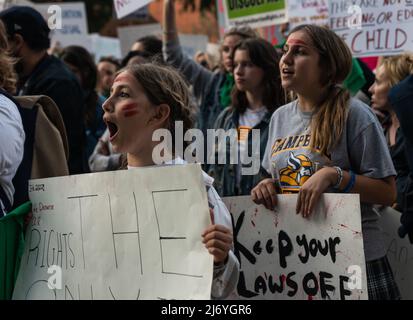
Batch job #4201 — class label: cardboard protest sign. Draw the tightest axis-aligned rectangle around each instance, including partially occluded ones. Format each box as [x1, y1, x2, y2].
[12, 164, 213, 300]
[379, 206, 413, 300]
[222, 0, 287, 29]
[35, 2, 90, 50]
[329, 0, 413, 57]
[223, 194, 368, 300]
[114, 0, 152, 19]
[287, 0, 329, 28]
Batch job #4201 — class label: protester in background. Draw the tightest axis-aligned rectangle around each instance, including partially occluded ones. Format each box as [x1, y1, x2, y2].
[389, 74, 413, 244]
[0, 6, 86, 174]
[252, 24, 399, 300]
[163, 0, 257, 135]
[0, 20, 24, 217]
[97, 56, 120, 99]
[369, 54, 413, 243]
[60, 46, 107, 162]
[102, 63, 239, 299]
[194, 51, 210, 70]
[130, 35, 164, 63]
[208, 38, 285, 197]
[121, 50, 152, 67]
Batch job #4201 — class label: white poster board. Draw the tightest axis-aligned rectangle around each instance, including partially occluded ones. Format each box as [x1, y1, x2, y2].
[35, 2, 90, 50]
[113, 0, 152, 19]
[178, 34, 208, 58]
[13, 164, 213, 300]
[379, 206, 413, 300]
[89, 33, 122, 63]
[223, 194, 368, 300]
[329, 0, 413, 57]
[287, 0, 329, 28]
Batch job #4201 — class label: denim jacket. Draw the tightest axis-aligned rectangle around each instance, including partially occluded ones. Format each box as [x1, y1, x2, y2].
[208, 107, 272, 197]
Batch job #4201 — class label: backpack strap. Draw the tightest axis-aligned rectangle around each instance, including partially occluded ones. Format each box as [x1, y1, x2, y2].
[0, 184, 12, 217]
[16, 95, 69, 160]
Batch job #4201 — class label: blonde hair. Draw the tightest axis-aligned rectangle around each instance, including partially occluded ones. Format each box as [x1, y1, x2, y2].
[287, 25, 353, 156]
[380, 53, 413, 87]
[0, 20, 17, 94]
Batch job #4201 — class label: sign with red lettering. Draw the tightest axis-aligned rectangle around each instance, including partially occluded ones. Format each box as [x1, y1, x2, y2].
[223, 194, 368, 300]
[329, 0, 413, 57]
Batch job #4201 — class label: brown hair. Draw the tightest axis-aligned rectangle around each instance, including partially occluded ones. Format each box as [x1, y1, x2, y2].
[121, 63, 195, 148]
[0, 20, 17, 94]
[219, 26, 258, 73]
[231, 38, 285, 114]
[380, 53, 413, 87]
[287, 24, 353, 156]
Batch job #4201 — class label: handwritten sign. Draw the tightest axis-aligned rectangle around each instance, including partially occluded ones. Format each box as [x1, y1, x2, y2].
[379, 206, 413, 299]
[288, 0, 329, 28]
[113, 0, 152, 19]
[12, 164, 213, 300]
[222, 0, 287, 29]
[35, 2, 90, 50]
[329, 0, 413, 57]
[223, 194, 368, 300]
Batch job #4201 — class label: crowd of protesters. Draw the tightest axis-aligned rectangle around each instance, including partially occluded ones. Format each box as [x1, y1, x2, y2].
[0, 3, 412, 300]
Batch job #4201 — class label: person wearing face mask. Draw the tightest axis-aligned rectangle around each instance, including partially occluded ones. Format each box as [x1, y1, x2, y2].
[0, 6, 86, 174]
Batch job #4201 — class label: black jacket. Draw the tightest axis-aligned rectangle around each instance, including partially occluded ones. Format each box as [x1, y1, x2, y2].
[389, 75, 413, 243]
[18, 54, 87, 174]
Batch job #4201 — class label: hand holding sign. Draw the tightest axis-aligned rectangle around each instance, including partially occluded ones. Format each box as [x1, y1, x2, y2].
[202, 209, 233, 264]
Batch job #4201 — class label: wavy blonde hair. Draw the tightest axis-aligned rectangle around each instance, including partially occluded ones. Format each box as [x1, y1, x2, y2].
[0, 20, 17, 94]
[380, 53, 413, 87]
[287, 25, 353, 156]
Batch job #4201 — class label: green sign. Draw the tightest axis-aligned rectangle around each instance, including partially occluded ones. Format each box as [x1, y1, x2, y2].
[226, 0, 285, 19]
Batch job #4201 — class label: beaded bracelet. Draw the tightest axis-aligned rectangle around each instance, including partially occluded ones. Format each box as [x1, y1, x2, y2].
[332, 166, 343, 189]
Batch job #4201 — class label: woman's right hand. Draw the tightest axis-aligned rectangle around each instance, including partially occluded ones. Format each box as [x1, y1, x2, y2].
[251, 178, 278, 210]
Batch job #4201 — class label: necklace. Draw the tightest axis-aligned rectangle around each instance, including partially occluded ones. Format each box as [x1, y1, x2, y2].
[296, 101, 312, 133]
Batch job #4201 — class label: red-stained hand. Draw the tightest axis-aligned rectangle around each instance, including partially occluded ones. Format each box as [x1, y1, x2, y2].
[296, 167, 336, 218]
[201, 208, 233, 264]
[251, 178, 278, 210]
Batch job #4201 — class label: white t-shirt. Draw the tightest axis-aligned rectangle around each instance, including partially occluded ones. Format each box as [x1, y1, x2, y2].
[0, 94, 25, 214]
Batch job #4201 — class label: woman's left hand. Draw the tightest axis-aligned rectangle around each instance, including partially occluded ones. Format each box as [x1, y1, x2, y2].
[202, 209, 233, 264]
[296, 167, 337, 218]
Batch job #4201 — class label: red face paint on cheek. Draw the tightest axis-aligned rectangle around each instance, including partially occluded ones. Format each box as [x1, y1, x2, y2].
[121, 103, 139, 118]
